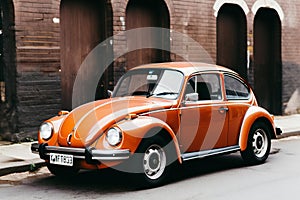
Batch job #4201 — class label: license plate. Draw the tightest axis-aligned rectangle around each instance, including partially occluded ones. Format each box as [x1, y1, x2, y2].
[50, 153, 73, 166]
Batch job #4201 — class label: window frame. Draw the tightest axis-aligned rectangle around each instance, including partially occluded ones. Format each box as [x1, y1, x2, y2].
[183, 72, 223, 103]
[223, 73, 250, 101]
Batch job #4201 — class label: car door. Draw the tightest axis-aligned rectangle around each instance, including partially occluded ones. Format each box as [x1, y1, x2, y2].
[179, 73, 229, 153]
[223, 74, 252, 146]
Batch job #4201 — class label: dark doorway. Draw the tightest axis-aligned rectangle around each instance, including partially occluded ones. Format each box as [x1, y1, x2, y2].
[60, 0, 113, 110]
[216, 4, 247, 79]
[254, 8, 282, 115]
[126, 0, 170, 69]
[0, 0, 17, 136]
[0, 4, 4, 103]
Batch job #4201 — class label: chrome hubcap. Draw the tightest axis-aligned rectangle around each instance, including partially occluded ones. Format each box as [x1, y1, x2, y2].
[143, 144, 166, 180]
[252, 129, 268, 158]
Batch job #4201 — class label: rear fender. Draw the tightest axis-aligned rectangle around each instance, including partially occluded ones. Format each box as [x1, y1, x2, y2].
[239, 106, 276, 151]
[117, 116, 182, 164]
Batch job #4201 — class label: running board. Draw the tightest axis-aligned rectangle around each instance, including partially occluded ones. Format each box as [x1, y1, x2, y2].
[181, 145, 240, 162]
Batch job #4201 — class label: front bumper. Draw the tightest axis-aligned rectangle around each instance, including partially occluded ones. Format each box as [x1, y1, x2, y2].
[31, 143, 131, 164]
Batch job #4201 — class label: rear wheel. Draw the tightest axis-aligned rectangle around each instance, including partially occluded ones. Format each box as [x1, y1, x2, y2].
[241, 122, 271, 165]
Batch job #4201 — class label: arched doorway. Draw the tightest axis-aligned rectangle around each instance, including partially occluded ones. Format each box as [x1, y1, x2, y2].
[216, 4, 247, 79]
[254, 8, 282, 115]
[0, 0, 17, 135]
[60, 0, 113, 110]
[126, 0, 170, 69]
[0, 4, 4, 102]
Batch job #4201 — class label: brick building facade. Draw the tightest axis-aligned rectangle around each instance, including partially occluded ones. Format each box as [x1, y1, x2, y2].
[0, 0, 300, 140]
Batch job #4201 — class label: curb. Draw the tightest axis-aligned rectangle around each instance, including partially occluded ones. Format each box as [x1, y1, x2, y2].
[277, 131, 300, 139]
[0, 160, 46, 177]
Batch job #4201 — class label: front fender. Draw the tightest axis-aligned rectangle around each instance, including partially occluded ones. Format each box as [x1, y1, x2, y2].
[239, 106, 276, 151]
[38, 114, 67, 145]
[117, 116, 182, 164]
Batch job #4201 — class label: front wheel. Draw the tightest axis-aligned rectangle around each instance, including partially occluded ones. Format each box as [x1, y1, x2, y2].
[143, 143, 167, 181]
[241, 122, 271, 165]
[131, 135, 175, 187]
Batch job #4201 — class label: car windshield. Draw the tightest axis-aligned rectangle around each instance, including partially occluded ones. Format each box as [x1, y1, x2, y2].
[113, 68, 184, 99]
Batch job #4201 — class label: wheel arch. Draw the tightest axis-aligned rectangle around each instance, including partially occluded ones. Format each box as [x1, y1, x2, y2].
[117, 116, 182, 164]
[239, 106, 276, 151]
[143, 127, 182, 164]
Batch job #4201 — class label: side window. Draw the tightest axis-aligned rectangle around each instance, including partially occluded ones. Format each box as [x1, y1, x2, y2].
[224, 75, 250, 100]
[184, 73, 222, 101]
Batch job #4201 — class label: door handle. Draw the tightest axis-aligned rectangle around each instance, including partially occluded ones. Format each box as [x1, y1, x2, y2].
[219, 107, 229, 114]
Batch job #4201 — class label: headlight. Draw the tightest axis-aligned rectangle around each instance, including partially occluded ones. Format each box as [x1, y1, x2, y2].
[39, 122, 53, 140]
[106, 127, 122, 146]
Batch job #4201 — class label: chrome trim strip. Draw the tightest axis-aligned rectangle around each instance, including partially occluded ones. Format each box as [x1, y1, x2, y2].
[181, 145, 240, 161]
[46, 146, 86, 154]
[92, 156, 130, 161]
[179, 103, 228, 111]
[139, 106, 178, 116]
[91, 149, 130, 161]
[45, 153, 85, 160]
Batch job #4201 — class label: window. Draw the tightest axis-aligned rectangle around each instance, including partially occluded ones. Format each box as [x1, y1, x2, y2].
[224, 75, 250, 100]
[185, 73, 222, 101]
[113, 68, 184, 100]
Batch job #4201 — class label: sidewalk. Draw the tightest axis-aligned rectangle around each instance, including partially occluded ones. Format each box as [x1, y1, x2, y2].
[274, 114, 300, 138]
[0, 114, 300, 177]
[0, 142, 45, 176]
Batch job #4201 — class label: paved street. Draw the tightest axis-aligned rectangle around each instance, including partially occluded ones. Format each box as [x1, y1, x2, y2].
[0, 136, 300, 200]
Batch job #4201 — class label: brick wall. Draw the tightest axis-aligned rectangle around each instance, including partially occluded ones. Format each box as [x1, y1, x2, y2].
[12, 0, 61, 140]
[2, 0, 300, 140]
[279, 0, 300, 111]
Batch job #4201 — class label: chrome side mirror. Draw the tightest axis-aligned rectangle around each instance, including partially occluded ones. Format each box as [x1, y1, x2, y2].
[107, 90, 113, 98]
[185, 93, 199, 101]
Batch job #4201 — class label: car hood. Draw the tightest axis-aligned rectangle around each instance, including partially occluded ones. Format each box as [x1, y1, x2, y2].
[58, 97, 175, 147]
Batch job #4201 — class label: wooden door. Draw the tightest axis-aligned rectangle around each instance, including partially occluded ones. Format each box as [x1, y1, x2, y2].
[126, 0, 170, 69]
[254, 8, 282, 115]
[217, 4, 247, 79]
[60, 0, 112, 110]
[0, 6, 3, 85]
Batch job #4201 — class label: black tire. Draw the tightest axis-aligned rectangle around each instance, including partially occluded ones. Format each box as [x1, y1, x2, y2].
[130, 135, 176, 188]
[241, 122, 271, 165]
[46, 163, 79, 177]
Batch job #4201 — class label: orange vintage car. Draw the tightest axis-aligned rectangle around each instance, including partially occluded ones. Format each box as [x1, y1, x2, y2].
[31, 62, 281, 187]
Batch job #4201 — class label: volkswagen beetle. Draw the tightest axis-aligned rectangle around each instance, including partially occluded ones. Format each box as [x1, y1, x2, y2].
[31, 62, 281, 187]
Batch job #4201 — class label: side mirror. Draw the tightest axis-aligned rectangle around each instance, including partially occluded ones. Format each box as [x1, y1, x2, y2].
[185, 93, 199, 101]
[107, 90, 113, 98]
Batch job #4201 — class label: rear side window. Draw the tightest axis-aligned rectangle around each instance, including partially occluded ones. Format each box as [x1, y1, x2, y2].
[224, 75, 250, 100]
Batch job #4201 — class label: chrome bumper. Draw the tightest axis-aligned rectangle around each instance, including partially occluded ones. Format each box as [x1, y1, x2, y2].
[31, 143, 131, 163]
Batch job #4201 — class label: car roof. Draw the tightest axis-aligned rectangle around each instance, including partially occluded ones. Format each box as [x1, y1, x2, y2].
[131, 62, 238, 76]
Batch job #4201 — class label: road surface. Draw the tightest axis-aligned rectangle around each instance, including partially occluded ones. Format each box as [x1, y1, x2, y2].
[1, 136, 300, 200]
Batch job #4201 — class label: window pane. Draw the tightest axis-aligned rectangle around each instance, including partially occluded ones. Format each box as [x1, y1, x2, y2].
[185, 73, 222, 101]
[114, 69, 184, 99]
[201, 74, 222, 100]
[224, 75, 250, 100]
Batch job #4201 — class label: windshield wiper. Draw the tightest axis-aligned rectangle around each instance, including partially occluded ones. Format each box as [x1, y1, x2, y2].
[147, 92, 178, 98]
